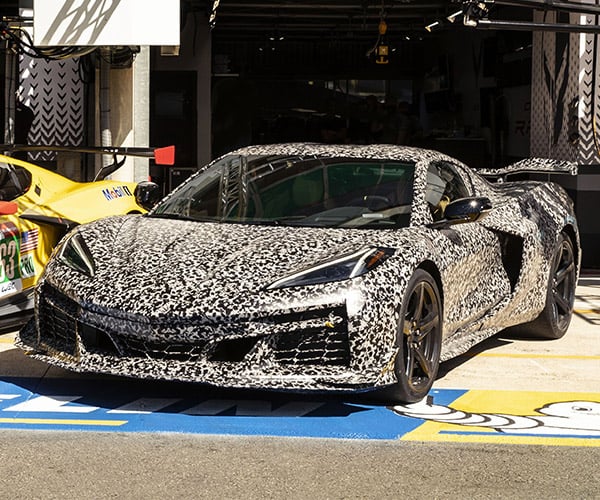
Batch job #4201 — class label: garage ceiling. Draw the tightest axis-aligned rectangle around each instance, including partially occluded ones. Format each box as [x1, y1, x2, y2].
[3, 1, 544, 44]
[187, 1, 456, 42]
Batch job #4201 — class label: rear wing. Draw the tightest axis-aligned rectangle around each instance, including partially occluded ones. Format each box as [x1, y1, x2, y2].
[478, 158, 577, 182]
[1, 144, 175, 180]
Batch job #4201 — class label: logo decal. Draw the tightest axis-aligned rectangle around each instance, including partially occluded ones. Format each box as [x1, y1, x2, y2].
[102, 185, 133, 201]
[392, 396, 600, 436]
[20, 253, 36, 278]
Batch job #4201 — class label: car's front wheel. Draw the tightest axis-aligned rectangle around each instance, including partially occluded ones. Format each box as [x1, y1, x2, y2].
[389, 269, 442, 403]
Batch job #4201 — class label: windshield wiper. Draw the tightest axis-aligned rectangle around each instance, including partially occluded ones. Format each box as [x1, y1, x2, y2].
[269, 216, 309, 225]
[226, 216, 309, 226]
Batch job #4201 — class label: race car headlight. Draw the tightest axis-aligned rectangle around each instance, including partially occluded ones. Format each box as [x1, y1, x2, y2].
[58, 231, 96, 277]
[267, 247, 394, 290]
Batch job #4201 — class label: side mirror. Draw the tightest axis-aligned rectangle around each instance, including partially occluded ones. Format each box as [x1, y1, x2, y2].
[0, 201, 18, 215]
[134, 181, 162, 211]
[444, 197, 492, 223]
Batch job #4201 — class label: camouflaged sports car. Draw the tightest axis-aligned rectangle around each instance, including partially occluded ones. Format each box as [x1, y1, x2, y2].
[18, 143, 580, 402]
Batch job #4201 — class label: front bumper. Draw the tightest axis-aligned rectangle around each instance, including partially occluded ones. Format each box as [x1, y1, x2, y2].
[17, 283, 389, 393]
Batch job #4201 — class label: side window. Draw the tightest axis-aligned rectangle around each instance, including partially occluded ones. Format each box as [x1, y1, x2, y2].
[0, 163, 32, 201]
[425, 161, 470, 221]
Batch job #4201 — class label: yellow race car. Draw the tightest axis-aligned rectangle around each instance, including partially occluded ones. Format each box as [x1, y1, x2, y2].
[0, 146, 170, 327]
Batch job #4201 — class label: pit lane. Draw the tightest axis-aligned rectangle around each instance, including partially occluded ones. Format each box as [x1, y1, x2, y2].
[0, 275, 597, 446]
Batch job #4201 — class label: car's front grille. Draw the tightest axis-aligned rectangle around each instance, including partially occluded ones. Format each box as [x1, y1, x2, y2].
[112, 336, 210, 361]
[271, 307, 350, 366]
[273, 328, 350, 366]
[113, 335, 261, 363]
[37, 285, 350, 367]
[38, 285, 79, 356]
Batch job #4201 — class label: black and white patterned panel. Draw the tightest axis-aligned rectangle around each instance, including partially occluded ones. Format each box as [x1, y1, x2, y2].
[18, 55, 84, 161]
[530, 13, 546, 158]
[578, 2, 600, 164]
[530, 10, 580, 162]
[567, 13, 582, 161]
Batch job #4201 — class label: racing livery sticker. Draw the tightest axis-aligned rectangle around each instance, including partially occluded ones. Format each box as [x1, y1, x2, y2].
[102, 185, 133, 201]
[20, 254, 36, 279]
[19, 229, 38, 279]
[0, 222, 21, 297]
[20, 229, 38, 253]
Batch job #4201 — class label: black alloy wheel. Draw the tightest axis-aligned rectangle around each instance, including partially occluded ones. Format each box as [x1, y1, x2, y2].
[514, 232, 577, 340]
[392, 269, 442, 403]
[551, 234, 577, 334]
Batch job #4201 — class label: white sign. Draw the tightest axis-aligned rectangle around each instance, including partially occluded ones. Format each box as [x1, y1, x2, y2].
[33, 0, 180, 47]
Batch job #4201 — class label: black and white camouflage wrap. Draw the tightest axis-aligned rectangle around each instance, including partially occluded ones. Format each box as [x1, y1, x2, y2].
[17, 144, 580, 394]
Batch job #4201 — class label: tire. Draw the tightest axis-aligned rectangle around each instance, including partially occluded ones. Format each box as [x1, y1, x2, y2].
[388, 269, 443, 403]
[516, 232, 576, 340]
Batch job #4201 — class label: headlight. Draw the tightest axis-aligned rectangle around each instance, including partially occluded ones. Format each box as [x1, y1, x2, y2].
[267, 247, 394, 290]
[58, 231, 96, 277]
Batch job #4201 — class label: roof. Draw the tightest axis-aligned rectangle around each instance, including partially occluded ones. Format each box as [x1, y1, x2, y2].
[226, 142, 455, 163]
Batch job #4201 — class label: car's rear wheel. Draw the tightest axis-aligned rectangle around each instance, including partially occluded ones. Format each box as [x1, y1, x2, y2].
[516, 232, 576, 339]
[388, 269, 442, 403]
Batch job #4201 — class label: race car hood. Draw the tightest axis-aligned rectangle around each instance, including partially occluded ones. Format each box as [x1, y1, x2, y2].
[51, 214, 416, 318]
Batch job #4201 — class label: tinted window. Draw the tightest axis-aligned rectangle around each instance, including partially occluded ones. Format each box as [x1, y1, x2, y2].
[0, 163, 32, 201]
[152, 155, 415, 229]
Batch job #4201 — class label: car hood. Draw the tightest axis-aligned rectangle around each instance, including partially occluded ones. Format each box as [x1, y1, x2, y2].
[59, 215, 416, 317]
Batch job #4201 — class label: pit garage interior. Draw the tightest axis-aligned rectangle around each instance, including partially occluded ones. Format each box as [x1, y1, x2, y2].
[1, 0, 600, 267]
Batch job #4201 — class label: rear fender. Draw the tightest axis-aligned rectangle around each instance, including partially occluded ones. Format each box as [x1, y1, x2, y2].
[479, 158, 577, 182]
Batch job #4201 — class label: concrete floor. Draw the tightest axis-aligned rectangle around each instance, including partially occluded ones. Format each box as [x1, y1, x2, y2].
[435, 274, 600, 394]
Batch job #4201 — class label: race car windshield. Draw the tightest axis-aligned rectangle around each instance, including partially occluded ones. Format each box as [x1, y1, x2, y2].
[0, 162, 32, 201]
[150, 155, 415, 229]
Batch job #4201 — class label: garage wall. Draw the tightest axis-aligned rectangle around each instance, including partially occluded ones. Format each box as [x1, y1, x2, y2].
[576, 11, 600, 166]
[18, 55, 85, 158]
[530, 8, 600, 268]
[151, 14, 212, 168]
[530, 11, 585, 163]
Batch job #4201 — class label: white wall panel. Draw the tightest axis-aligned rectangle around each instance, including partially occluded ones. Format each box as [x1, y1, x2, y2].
[33, 0, 179, 46]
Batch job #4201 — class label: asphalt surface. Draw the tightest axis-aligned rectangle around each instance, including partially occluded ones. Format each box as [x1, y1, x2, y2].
[0, 275, 597, 498]
[1, 432, 598, 499]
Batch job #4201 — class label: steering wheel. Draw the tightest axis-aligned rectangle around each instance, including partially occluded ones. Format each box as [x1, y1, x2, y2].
[432, 195, 451, 221]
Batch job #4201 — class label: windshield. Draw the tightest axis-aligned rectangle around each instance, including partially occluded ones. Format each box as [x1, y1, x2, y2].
[151, 154, 415, 229]
[0, 162, 32, 201]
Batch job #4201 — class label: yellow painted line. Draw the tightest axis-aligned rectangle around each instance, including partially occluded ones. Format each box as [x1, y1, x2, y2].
[472, 352, 600, 360]
[0, 418, 127, 426]
[574, 309, 600, 315]
[402, 430, 599, 447]
[0, 338, 15, 344]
